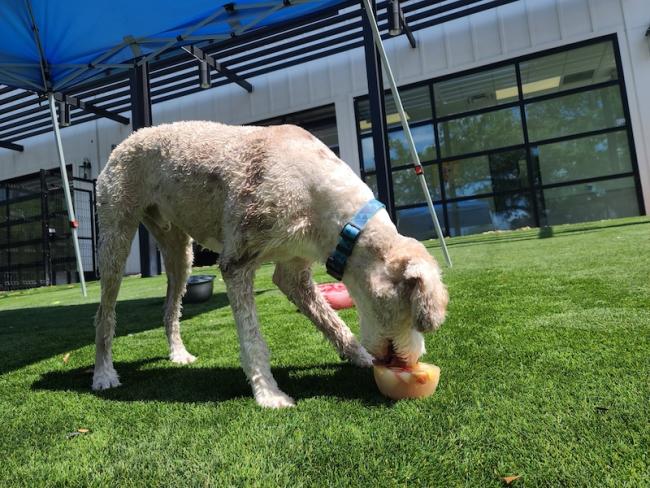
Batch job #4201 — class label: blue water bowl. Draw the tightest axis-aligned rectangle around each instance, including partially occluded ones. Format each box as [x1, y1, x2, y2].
[183, 275, 216, 303]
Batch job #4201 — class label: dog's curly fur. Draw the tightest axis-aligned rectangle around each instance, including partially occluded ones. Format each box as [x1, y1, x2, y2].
[93, 121, 448, 408]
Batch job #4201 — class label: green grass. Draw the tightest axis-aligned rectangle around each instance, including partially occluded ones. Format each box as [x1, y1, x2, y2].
[1, 217, 649, 487]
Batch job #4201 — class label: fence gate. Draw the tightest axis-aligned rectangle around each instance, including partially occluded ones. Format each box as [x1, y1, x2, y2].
[0, 168, 97, 291]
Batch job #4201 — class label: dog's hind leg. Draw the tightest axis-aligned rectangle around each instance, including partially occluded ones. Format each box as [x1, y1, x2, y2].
[221, 263, 295, 408]
[273, 259, 373, 367]
[93, 212, 139, 391]
[143, 216, 196, 364]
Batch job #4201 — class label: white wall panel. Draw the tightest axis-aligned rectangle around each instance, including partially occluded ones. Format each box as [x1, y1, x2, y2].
[588, 0, 624, 31]
[349, 48, 369, 93]
[526, 0, 562, 46]
[444, 17, 475, 67]
[621, 0, 650, 29]
[308, 58, 333, 104]
[557, 0, 593, 38]
[392, 31, 424, 80]
[270, 68, 291, 115]
[287, 62, 312, 109]
[471, 9, 502, 61]
[334, 94, 361, 174]
[618, 21, 650, 212]
[497, 1, 532, 53]
[0, 120, 98, 181]
[418, 26, 449, 74]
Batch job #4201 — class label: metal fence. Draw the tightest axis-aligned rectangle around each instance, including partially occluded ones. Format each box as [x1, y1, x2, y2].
[0, 169, 97, 291]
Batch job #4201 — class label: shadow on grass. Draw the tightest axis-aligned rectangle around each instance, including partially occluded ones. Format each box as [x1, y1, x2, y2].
[0, 292, 232, 375]
[538, 226, 554, 239]
[31, 359, 388, 406]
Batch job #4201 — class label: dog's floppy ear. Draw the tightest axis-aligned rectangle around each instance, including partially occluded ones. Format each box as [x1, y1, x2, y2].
[404, 258, 448, 333]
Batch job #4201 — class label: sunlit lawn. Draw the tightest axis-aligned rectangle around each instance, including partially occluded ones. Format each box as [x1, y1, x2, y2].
[0, 217, 648, 486]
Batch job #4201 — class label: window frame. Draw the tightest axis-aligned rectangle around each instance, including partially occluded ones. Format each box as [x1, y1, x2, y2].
[354, 34, 645, 237]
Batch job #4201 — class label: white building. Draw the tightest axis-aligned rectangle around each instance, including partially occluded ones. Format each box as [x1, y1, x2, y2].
[1, 0, 649, 276]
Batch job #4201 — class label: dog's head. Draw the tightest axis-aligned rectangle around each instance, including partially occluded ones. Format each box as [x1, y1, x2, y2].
[348, 237, 448, 365]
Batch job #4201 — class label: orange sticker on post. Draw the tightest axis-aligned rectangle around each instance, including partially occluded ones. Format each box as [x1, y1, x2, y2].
[414, 165, 423, 175]
[69, 220, 79, 229]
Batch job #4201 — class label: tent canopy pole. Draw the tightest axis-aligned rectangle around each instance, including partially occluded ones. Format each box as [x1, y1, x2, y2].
[360, 0, 452, 267]
[47, 93, 87, 296]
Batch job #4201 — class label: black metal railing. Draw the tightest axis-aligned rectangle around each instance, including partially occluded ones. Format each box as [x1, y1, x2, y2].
[0, 169, 97, 291]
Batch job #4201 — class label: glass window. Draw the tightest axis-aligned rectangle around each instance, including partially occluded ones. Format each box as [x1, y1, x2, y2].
[364, 173, 378, 197]
[520, 41, 617, 99]
[525, 85, 625, 142]
[354, 39, 641, 238]
[443, 150, 528, 198]
[438, 107, 524, 158]
[388, 124, 436, 167]
[310, 124, 339, 153]
[393, 165, 441, 207]
[396, 204, 445, 240]
[256, 104, 338, 152]
[8, 197, 41, 220]
[9, 221, 42, 245]
[447, 193, 535, 236]
[360, 124, 435, 172]
[534, 131, 632, 185]
[361, 137, 376, 172]
[357, 86, 432, 133]
[434, 65, 518, 117]
[540, 177, 639, 225]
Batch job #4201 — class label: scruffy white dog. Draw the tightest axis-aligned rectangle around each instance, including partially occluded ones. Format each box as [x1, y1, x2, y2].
[93, 121, 448, 408]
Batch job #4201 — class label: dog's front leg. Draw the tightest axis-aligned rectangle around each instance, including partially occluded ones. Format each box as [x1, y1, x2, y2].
[273, 259, 373, 367]
[222, 265, 295, 408]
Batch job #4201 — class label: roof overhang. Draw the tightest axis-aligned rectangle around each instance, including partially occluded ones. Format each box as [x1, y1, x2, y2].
[0, 0, 518, 150]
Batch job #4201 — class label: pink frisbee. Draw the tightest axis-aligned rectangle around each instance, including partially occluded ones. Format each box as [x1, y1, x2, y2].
[317, 282, 355, 310]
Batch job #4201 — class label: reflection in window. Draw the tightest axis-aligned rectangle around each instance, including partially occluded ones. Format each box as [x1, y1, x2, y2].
[447, 193, 534, 236]
[396, 204, 444, 240]
[357, 86, 432, 132]
[361, 137, 376, 172]
[361, 124, 436, 172]
[388, 125, 436, 166]
[312, 124, 340, 152]
[540, 177, 639, 225]
[525, 85, 625, 142]
[434, 65, 518, 117]
[438, 107, 523, 158]
[364, 173, 378, 197]
[520, 41, 617, 99]
[444, 156, 492, 198]
[534, 130, 632, 185]
[393, 165, 441, 207]
[488, 150, 529, 192]
[255, 104, 339, 154]
[354, 39, 641, 237]
[443, 150, 528, 198]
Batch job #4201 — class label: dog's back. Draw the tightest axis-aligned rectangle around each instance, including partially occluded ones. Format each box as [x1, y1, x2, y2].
[97, 120, 367, 256]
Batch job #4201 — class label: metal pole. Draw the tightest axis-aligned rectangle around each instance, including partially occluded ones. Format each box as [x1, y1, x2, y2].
[40, 169, 51, 286]
[47, 93, 87, 296]
[129, 63, 159, 278]
[362, 0, 395, 220]
[360, 0, 452, 267]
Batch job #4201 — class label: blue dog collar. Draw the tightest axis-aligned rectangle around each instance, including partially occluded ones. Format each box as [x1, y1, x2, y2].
[326, 199, 385, 281]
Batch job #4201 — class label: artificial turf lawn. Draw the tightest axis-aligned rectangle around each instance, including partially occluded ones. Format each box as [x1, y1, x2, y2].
[0, 217, 648, 486]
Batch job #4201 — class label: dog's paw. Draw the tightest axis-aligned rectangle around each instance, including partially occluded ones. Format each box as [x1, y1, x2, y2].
[255, 389, 295, 409]
[346, 344, 374, 368]
[169, 349, 197, 364]
[92, 368, 121, 390]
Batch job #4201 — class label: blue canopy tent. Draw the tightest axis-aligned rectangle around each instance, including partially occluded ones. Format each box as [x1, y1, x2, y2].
[0, 0, 476, 294]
